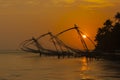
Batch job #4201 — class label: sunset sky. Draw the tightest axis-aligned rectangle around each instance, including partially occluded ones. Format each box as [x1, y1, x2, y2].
[0, 0, 120, 50]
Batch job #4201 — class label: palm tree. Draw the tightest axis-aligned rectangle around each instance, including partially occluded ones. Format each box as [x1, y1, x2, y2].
[103, 19, 113, 31]
[95, 12, 120, 52]
[115, 12, 120, 23]
[95, 19, 113, 51]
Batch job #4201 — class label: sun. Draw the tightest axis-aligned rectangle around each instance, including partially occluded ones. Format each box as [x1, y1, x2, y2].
[82, 35, 87, 38]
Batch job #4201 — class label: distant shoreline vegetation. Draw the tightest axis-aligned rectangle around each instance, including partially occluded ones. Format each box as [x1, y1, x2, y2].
[94, 12, 120, 52]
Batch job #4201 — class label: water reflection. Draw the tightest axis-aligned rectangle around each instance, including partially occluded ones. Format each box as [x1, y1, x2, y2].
[100, 60, 120, 79]
[80, 57, 88, 71]
[0, 53, 120, 80]
[79, 57, 94, 80]
[78, 57, 120, 80]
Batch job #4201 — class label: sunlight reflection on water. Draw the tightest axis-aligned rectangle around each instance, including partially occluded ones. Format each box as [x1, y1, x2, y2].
[0, 52, 120, 80]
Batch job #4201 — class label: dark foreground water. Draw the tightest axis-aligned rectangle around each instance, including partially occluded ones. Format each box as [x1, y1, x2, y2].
[0, 51, 120, 80]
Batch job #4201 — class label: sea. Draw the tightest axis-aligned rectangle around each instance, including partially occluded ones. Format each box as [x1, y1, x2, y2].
[0, 51, 120, 80]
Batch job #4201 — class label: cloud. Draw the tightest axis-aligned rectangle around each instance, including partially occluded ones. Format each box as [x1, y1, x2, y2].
[0, 0, 41, 8]
[47, 0, 77, 7]
[0, 0, 119, 9]
[48, 0, 119, 8]
[81, 0, 116, 9]
[0, 0, 77, 8]
[52, 0, 76, 4]
[84, 0, 106, 4]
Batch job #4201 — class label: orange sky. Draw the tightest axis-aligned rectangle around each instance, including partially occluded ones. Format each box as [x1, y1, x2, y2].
[0, 0, 120, 50]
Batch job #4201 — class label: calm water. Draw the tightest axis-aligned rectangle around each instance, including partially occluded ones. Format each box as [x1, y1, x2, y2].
[0, 51, 120, 80]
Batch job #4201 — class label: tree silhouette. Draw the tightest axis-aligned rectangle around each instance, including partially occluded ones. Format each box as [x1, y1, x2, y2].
[95, 12, 120, 52]
[115, 12, 120, 23]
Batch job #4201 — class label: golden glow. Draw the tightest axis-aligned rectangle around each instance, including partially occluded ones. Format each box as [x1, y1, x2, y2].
[64, 0, 75, 3]
[52, 0, 75, 5]
[82, 35, 87, 39]
[85, 0, 105, 3]
[0, 0, 120, 50]
[79, 57, 88, 71]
